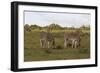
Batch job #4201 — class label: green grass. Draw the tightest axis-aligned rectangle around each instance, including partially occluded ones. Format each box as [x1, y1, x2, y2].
[24, 48, 90, 61]
[24, 29, 90, 62]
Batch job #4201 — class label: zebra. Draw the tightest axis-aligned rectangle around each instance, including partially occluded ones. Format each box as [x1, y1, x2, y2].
[64, 31, 81, 48]
[40, 31, 55, 49]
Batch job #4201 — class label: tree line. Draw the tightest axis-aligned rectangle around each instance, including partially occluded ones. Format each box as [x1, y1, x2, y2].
[24, 23, 90, 32]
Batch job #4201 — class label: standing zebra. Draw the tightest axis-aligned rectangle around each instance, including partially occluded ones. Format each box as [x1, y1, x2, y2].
[64, 31, 81, 48]
[40, 27, 55, 49]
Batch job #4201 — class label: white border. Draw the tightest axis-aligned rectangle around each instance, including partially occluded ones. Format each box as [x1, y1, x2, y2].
[18, 5, 96, 68]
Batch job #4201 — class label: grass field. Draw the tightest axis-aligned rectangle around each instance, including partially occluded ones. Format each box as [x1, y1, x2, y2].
[24, 29, 90, 62]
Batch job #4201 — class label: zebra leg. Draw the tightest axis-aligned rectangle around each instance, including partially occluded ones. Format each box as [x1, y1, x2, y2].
[72, 40, 74, 48]
[74, 41, 77, 48]
[64, 39, 67, 48]
[43, 40, 45, 48]
[43, 40, 47, 48]
[40, 39, 43, 48]
[48, 41, 50, 49]
[64, 40, 66, 48]
[40, 39, 45, 48]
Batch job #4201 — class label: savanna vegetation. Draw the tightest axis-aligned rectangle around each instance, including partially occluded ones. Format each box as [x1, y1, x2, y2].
[24, 23, 90, 62]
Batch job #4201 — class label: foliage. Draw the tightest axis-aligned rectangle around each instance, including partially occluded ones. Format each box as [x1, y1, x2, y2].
[79, 25, 90, 30]
[24, 23, 90, 32]
[24, 24, 31, 32]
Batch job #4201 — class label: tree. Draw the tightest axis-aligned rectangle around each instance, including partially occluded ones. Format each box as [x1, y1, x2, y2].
[24, 24, 31, 32]
[49, 23, 62, 30]
[30, 24, 42, 30]
[80, 25, 90, 30]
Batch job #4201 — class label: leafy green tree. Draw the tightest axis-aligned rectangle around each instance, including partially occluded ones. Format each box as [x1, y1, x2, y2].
[30, 24, 42, 30]
[49, 23, 62, 30]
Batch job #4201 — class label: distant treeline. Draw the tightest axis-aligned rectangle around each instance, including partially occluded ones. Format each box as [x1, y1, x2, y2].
[24, 23, 90, 32]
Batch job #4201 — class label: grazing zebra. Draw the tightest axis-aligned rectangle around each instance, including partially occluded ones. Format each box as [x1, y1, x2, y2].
[64, 31, 81, 48]
[40, 31, 55, 49]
